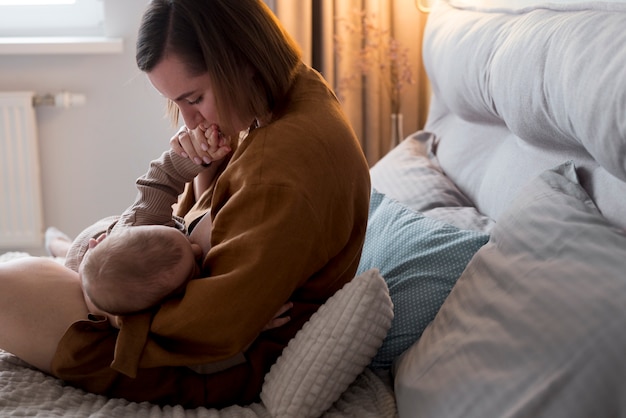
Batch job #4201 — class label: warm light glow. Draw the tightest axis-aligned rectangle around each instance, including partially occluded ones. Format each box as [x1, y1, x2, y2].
[0, 0, 76, 5]
[415, 0, 435, 12]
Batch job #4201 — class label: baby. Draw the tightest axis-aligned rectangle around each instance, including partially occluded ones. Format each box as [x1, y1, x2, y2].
[79, 212, 263, 374]
[79, 217, 211, 318]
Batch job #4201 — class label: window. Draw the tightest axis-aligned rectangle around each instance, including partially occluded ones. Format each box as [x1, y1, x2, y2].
[0, 0, 105, 37]
[0, 1, 76, 4]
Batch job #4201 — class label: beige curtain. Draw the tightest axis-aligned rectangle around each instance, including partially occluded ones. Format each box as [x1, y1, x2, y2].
[269, 0, 430, 166]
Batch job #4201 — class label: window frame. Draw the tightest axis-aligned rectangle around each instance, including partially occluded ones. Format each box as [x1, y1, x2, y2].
[0, 0, 105, 37]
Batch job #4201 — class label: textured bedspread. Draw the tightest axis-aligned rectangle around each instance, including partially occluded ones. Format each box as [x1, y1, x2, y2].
[0, 251, 397, 418]
[0, 350, 395, 417]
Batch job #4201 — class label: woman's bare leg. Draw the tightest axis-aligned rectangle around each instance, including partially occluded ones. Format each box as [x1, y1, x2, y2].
[0, 257, 88, 373]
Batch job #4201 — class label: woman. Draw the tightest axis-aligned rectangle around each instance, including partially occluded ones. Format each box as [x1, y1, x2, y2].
[0, 0, 370, 409]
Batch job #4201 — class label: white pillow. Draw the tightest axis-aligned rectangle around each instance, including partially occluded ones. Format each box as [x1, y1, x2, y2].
[261, 268, 393, 418]
[449, 0, 626, 12]
[427, 0, 626, 182]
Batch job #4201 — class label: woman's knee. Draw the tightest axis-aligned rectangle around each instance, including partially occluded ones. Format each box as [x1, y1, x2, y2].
[0, 257, 87, 373]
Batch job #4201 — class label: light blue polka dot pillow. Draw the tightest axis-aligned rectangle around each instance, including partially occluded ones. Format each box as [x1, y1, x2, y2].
[357, 189, 489, 368]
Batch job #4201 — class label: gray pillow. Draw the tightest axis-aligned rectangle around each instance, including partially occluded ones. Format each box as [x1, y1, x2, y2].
[370, 133, 474, 212]
[370, 133, 493, 232]
[394, 161, 626, 418]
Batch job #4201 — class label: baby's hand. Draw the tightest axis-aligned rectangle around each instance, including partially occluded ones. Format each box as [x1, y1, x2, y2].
[170, 124, 231, 166]
[203, 124, 232, 164]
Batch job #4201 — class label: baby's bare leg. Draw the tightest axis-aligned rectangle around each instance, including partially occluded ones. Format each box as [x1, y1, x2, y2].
[0, 257, 88, 373]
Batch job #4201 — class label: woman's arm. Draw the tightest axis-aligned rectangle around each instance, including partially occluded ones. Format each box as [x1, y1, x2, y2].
[116, 124, 231, 230]
[114, 148, 206, 230]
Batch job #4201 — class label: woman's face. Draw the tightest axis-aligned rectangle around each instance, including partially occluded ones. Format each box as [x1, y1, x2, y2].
[147, 53, 219, 132]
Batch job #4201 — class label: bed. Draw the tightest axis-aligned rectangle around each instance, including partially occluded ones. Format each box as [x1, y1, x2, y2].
[2, 0, 626, 416]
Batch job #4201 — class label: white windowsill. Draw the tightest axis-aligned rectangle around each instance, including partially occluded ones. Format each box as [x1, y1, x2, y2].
[0, 36, 124, 55]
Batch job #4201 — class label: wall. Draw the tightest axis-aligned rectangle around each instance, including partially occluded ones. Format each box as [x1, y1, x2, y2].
[0, 1, 426, 255]
[0, 1, 173, 255]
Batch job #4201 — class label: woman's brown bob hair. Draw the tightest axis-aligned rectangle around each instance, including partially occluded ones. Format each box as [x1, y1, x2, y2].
[136, 0, 302, 134]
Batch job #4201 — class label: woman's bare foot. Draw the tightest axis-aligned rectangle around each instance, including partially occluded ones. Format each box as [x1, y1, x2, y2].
[44, 227, 72, 257]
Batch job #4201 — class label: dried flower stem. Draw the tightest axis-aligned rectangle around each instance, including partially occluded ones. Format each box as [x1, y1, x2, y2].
[334, 10, 415, 115]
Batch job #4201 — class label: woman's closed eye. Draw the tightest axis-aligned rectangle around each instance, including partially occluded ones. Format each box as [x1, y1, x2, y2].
[187, 96, 203, 105]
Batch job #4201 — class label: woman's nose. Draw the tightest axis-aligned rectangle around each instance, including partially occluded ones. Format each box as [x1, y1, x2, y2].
[180, 107, 204, 131]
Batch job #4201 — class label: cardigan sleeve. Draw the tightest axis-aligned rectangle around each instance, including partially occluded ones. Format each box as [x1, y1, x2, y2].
[113, 149, 204, 232]
[64, 150, 204, 272]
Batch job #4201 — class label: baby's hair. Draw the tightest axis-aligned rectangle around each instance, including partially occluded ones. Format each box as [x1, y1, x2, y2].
[81, 227, 186, 315]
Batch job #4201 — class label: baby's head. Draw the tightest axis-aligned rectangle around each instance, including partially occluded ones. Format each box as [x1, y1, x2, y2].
[80, 225, 198, 316]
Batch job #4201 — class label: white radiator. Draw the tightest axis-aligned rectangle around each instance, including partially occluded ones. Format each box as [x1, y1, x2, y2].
[0, 91, 44, 249]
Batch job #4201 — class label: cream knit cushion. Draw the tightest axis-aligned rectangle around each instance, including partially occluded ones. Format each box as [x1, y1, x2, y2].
[260, 268, 393, 418]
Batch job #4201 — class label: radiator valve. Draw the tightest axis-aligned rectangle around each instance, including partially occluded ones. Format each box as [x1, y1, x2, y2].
[32, 91, 86, 108]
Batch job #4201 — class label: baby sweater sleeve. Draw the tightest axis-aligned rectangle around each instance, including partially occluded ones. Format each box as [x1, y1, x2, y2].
[64, 149, 204, 272]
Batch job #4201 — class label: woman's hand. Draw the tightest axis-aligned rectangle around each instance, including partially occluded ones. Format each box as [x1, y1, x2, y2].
[170, 124, 232, 166]
[262, 302, 293, 331]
